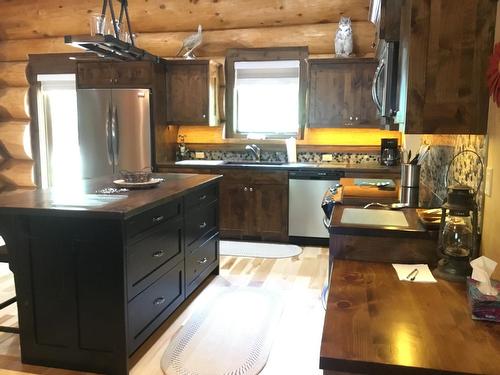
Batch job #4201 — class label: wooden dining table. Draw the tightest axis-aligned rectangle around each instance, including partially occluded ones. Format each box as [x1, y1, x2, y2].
[320, 260, 500, 374]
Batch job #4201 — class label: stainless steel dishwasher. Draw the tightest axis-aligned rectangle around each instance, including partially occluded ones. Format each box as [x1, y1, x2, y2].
[288, 170, 345, 243]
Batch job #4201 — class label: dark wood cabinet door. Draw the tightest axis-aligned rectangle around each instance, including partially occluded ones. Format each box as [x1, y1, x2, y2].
[166, 61, 209, 125]
[308, 59, 378, 128]
[219, 181, 249, 238]
[113, 62, 153, 87]
[349, 61, 378, 125]
[77, 61, 154, 89]
[253, 184, 288, 242]
[77, 62, 115, 88]
[398, 0, 495, 134]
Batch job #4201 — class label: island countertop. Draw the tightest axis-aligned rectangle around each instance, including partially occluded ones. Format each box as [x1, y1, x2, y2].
[0, 173, 221, 219]
[321, 260, 500, 375]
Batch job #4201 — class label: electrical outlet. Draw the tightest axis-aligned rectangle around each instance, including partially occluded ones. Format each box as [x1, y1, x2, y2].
[195, 152, 205, 159]
[322, 154, 333, 162]
[485, 167, 493, 197]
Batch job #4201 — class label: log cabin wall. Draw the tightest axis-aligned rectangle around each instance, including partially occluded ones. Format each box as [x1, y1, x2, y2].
[0, 0, 388, 191]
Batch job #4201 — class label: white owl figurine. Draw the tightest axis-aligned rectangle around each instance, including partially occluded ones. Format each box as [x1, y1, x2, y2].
[335, 17, 353, 57]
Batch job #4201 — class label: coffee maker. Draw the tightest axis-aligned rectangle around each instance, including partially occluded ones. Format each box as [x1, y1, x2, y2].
[380, 138, 399, 166]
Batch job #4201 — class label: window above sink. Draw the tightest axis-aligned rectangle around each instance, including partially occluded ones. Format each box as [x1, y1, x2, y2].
[225, 47, 308, 140]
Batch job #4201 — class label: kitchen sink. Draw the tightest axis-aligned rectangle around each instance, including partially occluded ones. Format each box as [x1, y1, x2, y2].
[224, 161, 286, 166]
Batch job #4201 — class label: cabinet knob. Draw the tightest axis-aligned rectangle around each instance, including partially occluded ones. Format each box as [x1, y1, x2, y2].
[152, 215, 164, 224]
[199, 194, 207, 201]
[202, 114, 207, 118]
[349, 116, 353, 121]
[152, 250, 164, 258]
[199, 222, 207, 229]
[153, 297, 166, 306]
[114, 78, 118, 84]
[355, 116, 359, 121]
[244, 187, 248, 192]
[249, 187, 254, 192]
[197, 257, 208, 264]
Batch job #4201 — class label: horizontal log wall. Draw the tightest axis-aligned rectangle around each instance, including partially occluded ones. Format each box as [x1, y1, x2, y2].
[0, 0, 372, 38]
[0, 0, 376, 192]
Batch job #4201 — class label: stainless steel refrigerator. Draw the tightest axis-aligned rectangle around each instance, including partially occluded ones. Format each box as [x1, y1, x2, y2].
[77, 89, 151, 179]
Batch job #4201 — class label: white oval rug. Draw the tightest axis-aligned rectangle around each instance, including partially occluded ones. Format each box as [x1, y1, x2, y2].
[161, 286, 283, 375]
[219, 241, 302, 259]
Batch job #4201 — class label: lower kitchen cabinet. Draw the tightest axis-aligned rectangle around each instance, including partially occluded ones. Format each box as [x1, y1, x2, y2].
[158, 166, 289, 241]
[218, 169, 288, 242]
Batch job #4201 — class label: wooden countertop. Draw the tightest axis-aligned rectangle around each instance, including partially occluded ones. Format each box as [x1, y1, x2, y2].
[321, 260, 500, 375]
[0, 173, 221, 219]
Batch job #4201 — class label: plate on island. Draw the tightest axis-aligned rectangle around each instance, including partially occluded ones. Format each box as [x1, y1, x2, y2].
[113, 178, 162, 189]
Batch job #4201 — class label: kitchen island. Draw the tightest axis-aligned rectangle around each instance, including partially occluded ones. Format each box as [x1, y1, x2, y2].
[0, 173, 221, 375]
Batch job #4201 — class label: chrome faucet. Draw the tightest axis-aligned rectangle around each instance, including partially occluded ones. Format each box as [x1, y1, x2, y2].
[245, 144, 261, 161]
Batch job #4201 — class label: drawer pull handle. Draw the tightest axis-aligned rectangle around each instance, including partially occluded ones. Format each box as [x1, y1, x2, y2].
[197, 257, 208, 264]
[152, 215, 164, 224]
[199, 222, 207, 229]
[199, 194, 207, 201]
[152, 250, 164, 258]
[153, 297, 166, 306]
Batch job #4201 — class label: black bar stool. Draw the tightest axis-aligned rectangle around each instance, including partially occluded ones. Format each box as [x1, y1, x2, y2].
[0, 244, 19, 334]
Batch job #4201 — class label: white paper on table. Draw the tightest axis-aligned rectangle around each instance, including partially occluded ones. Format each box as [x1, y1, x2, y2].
[392, 264, 437, 283]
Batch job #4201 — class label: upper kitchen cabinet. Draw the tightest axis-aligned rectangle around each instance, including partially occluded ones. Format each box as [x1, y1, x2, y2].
[165, 60, 221, 126]
[308, 58, 379, 128]
[76, 61, 156, 89]
[397, 0, 496, 134]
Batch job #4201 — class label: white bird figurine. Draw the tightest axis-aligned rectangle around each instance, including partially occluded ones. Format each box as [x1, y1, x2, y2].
[176, 24, 203, 59]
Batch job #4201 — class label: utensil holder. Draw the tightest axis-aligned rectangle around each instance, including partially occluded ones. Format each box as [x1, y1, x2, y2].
[401, 164, 421, 187]
[400, 187, 420, 207]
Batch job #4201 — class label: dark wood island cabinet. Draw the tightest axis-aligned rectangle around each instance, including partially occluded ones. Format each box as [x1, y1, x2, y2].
[0, 173, 221, 375]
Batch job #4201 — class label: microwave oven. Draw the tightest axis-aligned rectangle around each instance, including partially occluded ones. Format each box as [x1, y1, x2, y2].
[372, 40, 399, 126]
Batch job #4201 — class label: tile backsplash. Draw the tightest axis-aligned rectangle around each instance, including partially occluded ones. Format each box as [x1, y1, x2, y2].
[180, 150, 381, 164]
[419, 134, 487, 218]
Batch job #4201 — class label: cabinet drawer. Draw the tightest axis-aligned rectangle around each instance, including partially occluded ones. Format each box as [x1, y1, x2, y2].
[128, 260, 184, 353]
[222, 169, 287, 185]
[185, 200, 217, 250]
[126, 199, 182, 239]
[186, 231, 218, 291]
[127, 218, 183, 300]
[185, 184, 218, 210]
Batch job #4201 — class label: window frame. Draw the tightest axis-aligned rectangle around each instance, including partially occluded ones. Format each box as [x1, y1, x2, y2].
[224, 47, 309, 140]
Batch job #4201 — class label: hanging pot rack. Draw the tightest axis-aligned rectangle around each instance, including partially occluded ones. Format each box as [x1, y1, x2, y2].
[64, 0, 159, 62]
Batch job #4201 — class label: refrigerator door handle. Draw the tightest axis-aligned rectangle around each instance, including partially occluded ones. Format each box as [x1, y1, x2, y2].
[105, 103, 113, 166]
[111, 105, 120, 167]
